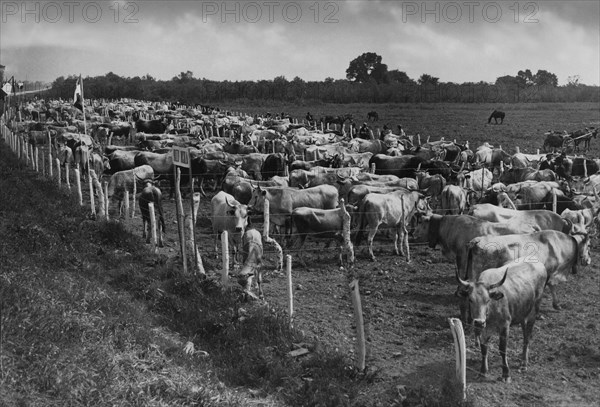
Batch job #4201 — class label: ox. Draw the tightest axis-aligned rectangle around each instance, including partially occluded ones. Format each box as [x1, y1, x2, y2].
[440, 185, 469, 215]
[138, 180, 166, 247]
[290, 206, 351, 268]
[107, 165, 155, 217]
[468, 204, 577, 234]
[412, 214, 540, 273]
[355, 190, 430, 262]
[248, 184, 339, 237]
[210, 191, 250, 263]
[261, 153, 288, 180]
[236, 229, 264, 298]
[456, 262, 547, 382]
[368, 154, 424, 179]
[465, 230, 590, 312]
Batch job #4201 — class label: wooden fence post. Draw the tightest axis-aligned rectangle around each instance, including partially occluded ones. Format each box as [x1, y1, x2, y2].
[131, 175, 137, 218]
[286, 255, 294, 323]
[148, 201, 158, 253]
[449, 318, 467, 401]
[65, 162, 71, 190]
[56, 158, 61, 188]
[186, 192, 205, 275]
[123, 190, 130, 219]
[104, 181, 110, 220]
[48, 134, 53, 179]
[89, 173, 96, 215]
[340, 199, 354, 265]
[221, 231, 229, 285]
[74, 167, 83, 205]
[349, 279, 366, 371]
[176, 168, 188, 273]
[263, 199, 283, 272]
[91, 170, 105, 217]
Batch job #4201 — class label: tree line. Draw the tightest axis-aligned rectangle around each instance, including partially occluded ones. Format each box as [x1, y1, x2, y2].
[43, 52, 597, 105]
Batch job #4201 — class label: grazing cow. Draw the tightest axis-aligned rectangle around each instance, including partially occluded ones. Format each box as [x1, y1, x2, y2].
[236, 229, 264, 298]
[210, 191, 250, 262]
[487, 109, 505, 124]
[248, 184, 339, 236]
[468, 204, 577, 234]
[465, 230, 590, 312]
[290, 206, 350, 267]
[412, 214, 540, 273]
[354, 190, 430, 262]
[107, 165, 155, 216]
[138, 180, 166, 247]
[456, 262, 547, 382]
[440, 185, 468, 215]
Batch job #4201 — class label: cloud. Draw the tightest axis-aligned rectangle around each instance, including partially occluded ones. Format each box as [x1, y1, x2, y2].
[0, 0, 598, 85]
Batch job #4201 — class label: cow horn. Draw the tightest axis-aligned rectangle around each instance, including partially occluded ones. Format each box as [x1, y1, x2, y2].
[417, 163, 422, 171]
[225, 196, 236, 208]
[487, 267, 509, 290]
[455, 266, 470, 288]
[593, 186, 600, 200]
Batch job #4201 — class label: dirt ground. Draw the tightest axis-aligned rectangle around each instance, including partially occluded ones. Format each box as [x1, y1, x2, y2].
[98, 182, 598, 407]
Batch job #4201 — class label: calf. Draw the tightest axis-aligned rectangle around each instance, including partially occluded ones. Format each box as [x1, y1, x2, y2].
[138, 180, 166, 247]
[237, 229, 264, 298]
[456, 262, 548, 382]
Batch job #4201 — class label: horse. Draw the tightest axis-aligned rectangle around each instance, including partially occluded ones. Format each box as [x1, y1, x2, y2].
[488, 110, 505, 124]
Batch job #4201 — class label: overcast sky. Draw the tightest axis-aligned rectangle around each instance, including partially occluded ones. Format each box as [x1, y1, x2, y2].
[1, 0, 599, 85]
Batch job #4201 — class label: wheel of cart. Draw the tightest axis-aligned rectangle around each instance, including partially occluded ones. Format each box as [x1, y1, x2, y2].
[562, 136, 574, 154]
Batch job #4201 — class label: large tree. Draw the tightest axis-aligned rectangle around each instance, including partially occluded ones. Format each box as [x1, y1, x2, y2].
[417, 74, 439, 86]
[533, 69, 558, 86]
[387, 69, 413, 84]
[346, 52, 388, 84]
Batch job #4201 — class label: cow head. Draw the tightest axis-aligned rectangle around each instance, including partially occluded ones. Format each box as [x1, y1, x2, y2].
[225, 196, 249, 233]
[247, 187, 267, 214]
[456, 267, 508, 335]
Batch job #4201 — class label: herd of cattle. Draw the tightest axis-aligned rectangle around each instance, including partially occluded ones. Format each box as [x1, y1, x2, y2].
[8, 98, 600, 382]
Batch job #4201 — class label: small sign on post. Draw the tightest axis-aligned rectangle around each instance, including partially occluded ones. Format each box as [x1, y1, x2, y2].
[172, 146, 190, 168]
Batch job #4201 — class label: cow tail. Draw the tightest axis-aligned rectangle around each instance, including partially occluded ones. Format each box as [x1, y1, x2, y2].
[354, 200, 367, 245]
